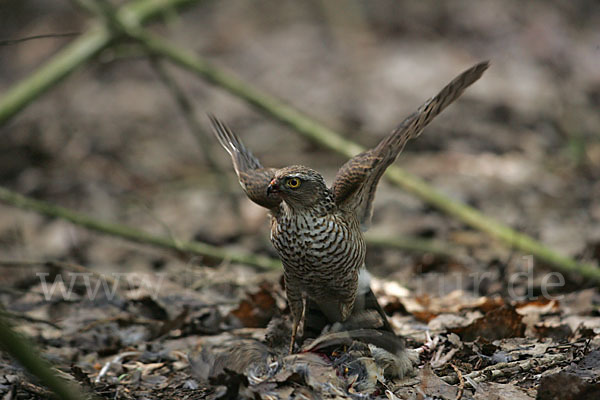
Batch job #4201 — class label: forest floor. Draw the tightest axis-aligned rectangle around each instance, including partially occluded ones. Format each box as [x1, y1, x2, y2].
[1, 1, 599, 398]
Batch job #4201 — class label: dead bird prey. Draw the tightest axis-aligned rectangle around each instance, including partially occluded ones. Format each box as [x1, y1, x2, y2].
[190, 315, 417, 397]
[210, 61, 489, 353]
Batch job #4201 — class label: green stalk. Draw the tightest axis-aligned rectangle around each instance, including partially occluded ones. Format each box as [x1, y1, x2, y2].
[0, 308, 97, 399]
[133, 31, 599, 283]
[0, 0, 200, 126]
[0, 186, 281, 270]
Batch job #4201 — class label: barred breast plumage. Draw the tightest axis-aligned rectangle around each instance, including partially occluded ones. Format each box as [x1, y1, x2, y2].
[210, 61, 489, 353]
[271, 203, 365, 311]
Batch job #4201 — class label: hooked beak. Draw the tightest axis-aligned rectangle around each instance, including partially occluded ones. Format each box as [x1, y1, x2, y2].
[267, 178, 280, 196]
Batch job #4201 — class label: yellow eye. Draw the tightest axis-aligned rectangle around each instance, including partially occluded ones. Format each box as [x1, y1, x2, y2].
[286, 178, 301, 189]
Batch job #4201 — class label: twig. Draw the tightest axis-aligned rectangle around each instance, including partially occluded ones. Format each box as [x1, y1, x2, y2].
[450, 363, 464, 400]
[0, 187, 464, 271]
[441, 352, 568, 386]
[125, 29, 599, 283]
[431, 346, 459, 369]
[80, 315, 162, 333]
[0, 186, 281, 270]
[0, 0, 201, 126]
[365, 233, 466, 260]
[0, 307, 98, 400]
[148, 57, 241, 215]
[0, 32, 81, 46]
[0, 259, 120, 287]
[96, 351, 141, 383]
[17, 380, 53, 398]
[0, 307, 61, 329]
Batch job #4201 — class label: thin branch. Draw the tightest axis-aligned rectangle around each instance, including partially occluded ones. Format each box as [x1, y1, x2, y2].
[148, 57, 241, 215]
[0, 0, 201, 126]
[0, 259, 120, 288]
[0, 186, 282, 271]
[450, 363, 464, 400]
[365, 233, 466, 261]
[0, 32, 81, 46]
[0, 307, 60, 329]
[148, 58, 220, 169]
[0, 307, 98, 400]
[441, 352, 568, 386]
[125, 29, 599, 283]
[96, 351, 142, 383]
[0, 186, 464, 270]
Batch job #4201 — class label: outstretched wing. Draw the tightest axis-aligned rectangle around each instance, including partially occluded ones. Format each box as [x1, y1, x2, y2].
[332, 61, 489, 230]
[209, 115, 281, 210]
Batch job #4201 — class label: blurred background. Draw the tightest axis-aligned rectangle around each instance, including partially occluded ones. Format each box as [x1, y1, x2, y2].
[1, 0, 599, 293]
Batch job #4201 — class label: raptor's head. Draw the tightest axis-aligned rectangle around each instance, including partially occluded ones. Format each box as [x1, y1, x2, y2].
[267, 166, 330, 210]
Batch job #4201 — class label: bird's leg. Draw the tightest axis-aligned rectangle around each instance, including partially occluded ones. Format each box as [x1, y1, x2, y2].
[299, 294, 307, 334]
[287, 287, 305, 354]
[289, 295, 308, 354]
[289, 317, 298, 355]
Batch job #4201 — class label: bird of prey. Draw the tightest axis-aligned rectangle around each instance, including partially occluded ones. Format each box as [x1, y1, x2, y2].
[210, 61, 488, 353]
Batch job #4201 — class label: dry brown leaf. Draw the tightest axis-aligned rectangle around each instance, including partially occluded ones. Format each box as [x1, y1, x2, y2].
[450, 306, 526, 341]
[537, 371, 600, 400]
[418, 363, 458, 399]
[473, 382, 534, 399]
[229, 282, 277, 328]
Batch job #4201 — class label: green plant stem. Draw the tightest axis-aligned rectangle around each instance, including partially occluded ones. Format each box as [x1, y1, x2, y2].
[0, 186, 281, 271]
[130, 31, 599, 283]
[0, 308, 96, 400]
[365, 234, 464, 260]
[0, 186, 460, 270]
[0, 0, 200, 127]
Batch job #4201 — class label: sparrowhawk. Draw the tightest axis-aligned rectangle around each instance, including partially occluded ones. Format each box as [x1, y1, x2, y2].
[210, 61, 488, 353]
